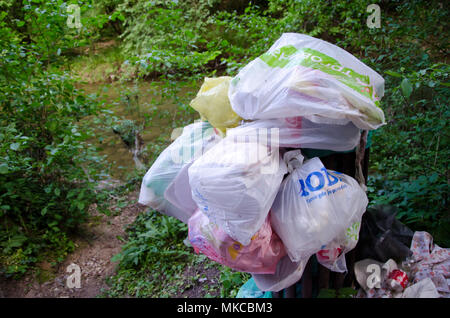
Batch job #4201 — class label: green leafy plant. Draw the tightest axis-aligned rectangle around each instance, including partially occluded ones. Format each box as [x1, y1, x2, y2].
[220, 267, 250, 298]
[0, 3, 107, 277]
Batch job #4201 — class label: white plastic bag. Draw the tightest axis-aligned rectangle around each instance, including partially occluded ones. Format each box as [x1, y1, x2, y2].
[316, 220, 362, 273]
[138, 121, 221, 223]
[226, 116, 360, 151]
[229, 33, 385, 130]
[271, 151, 368, 262]
[163, 162, 198, 215]
[188, 136, 287, 245]
[252, 255, 309, 292]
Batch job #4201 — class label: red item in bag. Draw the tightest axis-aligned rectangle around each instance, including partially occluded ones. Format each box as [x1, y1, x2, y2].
[387, 269, 409, 291]
[188, 209, 286, 274]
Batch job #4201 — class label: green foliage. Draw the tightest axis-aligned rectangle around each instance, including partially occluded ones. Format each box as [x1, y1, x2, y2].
[114, 0, 221, 78]
[0, 2, 106, 277]
[220, 268, 250, 298]
[317, 287, 358, 298]
[103, 209, 223, 298]
[102, 0, 379, 78]
[369, 63, 449, 245]
[111, 210, 189, 268]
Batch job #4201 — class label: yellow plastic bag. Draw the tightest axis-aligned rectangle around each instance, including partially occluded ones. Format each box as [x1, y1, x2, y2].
[190, 77, 242, 135]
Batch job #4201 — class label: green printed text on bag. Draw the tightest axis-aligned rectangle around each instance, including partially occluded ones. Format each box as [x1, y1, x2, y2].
[260, 45, 377, 102]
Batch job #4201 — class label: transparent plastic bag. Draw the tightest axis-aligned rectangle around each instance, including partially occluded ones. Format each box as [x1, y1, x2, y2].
[163, 162, 198, 216]
[138, 121, 220, 223]
[190, 76, 242, 135]
[271, 152, 368, 262]
[229, 33, 385, 130]
[236, 278, 273, 298]
[252, 255, 309, 292]
[188, 209, 286, 274]
[316, 220, 362, 273]
[188, 135, 287, 245]
[226, 116, 360, 151]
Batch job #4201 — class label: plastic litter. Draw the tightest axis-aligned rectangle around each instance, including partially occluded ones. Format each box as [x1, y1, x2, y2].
[354, 257, 442, 298]
[271, 151, 368, 262]
[357, 205, 414, 263]
[138, 121, 221, 223]
[229, 33, 385, 130]
[401, 278, 440, 298]
[164, 162, 198, 216]
[190, 76, 242, 135]
[252, 255, 309, 292]
[408, 231, 450, 297]
[316, 220, 362, 273]
[188, 135, 287, 245]
[236, 278, 273, 298]
[188, 209, 286, 274]
[226, 116, 360, 151]
[134, 33, 404, 296]
[387, 269, 409, 292]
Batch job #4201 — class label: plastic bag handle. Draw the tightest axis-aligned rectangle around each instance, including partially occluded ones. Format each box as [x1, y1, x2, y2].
[283, 150, 304, 173]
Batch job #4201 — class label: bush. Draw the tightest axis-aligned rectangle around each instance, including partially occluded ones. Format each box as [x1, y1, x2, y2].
[0, 4, 105, 277]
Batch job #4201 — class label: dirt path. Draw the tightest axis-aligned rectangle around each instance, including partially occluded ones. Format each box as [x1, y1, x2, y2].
[0, 191, 146, 298]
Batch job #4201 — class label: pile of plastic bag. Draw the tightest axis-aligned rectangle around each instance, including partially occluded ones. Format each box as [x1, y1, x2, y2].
[353, 206, 450, 298]
[138, 33, 387, 291]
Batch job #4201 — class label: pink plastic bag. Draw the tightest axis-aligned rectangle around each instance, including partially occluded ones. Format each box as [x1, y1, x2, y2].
[188, 209, 286, 274]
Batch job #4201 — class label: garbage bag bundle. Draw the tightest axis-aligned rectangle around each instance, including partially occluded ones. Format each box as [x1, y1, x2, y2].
[188, 135, 287, 245]
[316, 220, 362, 273]
[229, 33, 386, 130]
[357, 205, 414, 263]
[164, 162, 198, 216]
[271, 151, 368, 262]
[188, 209, 286, 274]
[138, 121, 221, 223]
[252, 255, 309, 292]
[226, 116, 360, 151]
[190, 76, 242, 135]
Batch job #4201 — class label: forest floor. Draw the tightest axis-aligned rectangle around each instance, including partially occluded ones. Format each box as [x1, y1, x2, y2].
[0, 189, 224, 298]
[0, 191, 145, 298]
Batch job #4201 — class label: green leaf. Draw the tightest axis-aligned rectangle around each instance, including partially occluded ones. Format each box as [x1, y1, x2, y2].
[6, 235, 28, 248]
[317, 288, 337, 298]
[77, 202, 85, 210]
[0, 164, 9, 174]
[401, 78, 413, 99]
[10, 143, 20, 151]
[385, 70, 402, 77]
[338, 287, 358, 298]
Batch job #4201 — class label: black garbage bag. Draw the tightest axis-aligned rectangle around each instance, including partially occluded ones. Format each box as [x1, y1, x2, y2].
[356, 205, 414, 263]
